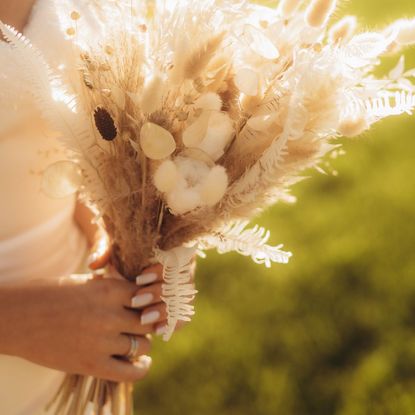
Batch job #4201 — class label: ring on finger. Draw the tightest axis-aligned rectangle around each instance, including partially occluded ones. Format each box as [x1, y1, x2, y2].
[126, 335, 141, 361]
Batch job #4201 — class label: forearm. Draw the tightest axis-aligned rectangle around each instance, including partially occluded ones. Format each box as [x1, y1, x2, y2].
[0, 0, 37, 34]
[0, 285, 30, 356]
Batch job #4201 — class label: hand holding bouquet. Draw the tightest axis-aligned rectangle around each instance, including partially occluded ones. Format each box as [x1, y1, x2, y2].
[2, 0, 415, 413]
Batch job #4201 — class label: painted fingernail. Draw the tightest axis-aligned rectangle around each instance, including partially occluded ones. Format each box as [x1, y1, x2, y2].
[136, 273, 158, 285]
[141, 310, 160, 325]
[87, 253, 98, 266]
[135, 355, 152, 369]
[131, 293, 154, 308]
[155, 325, 168, 336]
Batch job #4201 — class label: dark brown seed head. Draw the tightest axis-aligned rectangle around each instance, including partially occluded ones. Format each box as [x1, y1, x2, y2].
[94, 107, 117, 141]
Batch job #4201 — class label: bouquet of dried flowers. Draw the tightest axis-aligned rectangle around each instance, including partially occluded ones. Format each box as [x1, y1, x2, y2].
[2, 0, 415, 413]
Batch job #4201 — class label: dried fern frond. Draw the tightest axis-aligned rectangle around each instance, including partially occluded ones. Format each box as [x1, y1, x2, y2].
[198, 221, 292, 268]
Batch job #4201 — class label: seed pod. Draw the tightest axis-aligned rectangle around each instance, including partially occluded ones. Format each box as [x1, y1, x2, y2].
[140, 122, 176, 160]
[94, 107, 117, 141]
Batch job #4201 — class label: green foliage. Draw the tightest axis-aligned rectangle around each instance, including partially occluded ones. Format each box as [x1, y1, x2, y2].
[135, 1, 415, 413]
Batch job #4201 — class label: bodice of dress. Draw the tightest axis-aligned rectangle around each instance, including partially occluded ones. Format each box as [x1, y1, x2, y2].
[0, 0, 92, 283]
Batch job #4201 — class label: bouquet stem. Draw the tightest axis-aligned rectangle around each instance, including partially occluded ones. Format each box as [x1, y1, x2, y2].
[47, 374, 133, 415]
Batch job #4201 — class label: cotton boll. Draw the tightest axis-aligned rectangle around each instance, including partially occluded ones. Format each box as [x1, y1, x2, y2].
[153, 160, 179, 193]
[167, 188, 202, 215]
[338, 116, 369, 137]
[278, 0, 303, 18]
[198, 112, 234, 161]
[396, 19, 415, 45]
[305, 0, 337, 28]
[174, 157, 211, 186]
[140, 75, 165, 114]
[140, 122, 176, 160]
[182, 111, 211, 147]
[235, 68, 259, 96]
[329, 16, 357, 43]
[194, 93, 223, 111]
[200, 166, 229, 207]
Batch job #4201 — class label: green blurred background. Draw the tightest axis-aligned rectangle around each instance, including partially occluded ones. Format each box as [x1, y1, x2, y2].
[135, 1, 415, 414]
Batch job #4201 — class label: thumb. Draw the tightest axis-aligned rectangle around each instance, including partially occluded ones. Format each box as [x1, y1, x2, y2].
[88, 229, 111, 270]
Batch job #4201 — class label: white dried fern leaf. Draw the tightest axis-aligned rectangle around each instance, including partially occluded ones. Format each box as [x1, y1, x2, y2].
[198, 221, 292, 268]
[365, 91, 415, 118]
[155, 246, 198, 342]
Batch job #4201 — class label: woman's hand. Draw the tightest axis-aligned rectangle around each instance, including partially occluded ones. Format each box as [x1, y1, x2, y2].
[77, 199, 196, 337]
[0, 276, 157, 382]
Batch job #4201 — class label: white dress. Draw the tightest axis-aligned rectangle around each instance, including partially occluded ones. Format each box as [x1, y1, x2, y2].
[0, 1, 91, 413]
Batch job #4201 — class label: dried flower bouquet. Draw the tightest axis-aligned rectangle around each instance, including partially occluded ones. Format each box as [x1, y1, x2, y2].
[2, 0, 415, 413]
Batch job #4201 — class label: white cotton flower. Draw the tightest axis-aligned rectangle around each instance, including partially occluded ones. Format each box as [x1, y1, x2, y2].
[160, 156, 229, 215]
[198, 112, 234, 161]
[167, 187, 202, 215]
[182, 111, 211, 147]
[154, 160, 179, 193]
[200, 165, 228, 206]
[183, 111, 234, 161]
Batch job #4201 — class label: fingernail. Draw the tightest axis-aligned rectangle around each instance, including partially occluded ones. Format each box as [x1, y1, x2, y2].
[87, 253, 98, 266]
[155, 325, 168, 336]
[136, 355, 152, 369]
[136, 273, 158, 286]
[131, 293, 154, 308]
[141, 310, 160, 325]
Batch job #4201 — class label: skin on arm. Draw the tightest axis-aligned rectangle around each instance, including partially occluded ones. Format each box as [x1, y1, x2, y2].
[0, 0, 37, 36]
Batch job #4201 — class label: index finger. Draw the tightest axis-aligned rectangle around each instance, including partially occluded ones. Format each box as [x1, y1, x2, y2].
[136, 264, 163, 286]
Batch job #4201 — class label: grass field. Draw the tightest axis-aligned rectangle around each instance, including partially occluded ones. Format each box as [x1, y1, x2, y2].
[135, 2, 415, 414]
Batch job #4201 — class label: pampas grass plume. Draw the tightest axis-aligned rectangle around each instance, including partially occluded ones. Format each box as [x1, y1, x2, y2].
[306, 0, 337, 28]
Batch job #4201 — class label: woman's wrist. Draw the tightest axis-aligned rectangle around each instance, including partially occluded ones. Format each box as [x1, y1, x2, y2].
[0, 285, 27, 356]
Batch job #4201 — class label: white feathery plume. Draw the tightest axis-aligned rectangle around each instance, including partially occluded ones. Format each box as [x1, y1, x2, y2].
[155, 246, 198, 341]
[198, 221, 292, 268]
